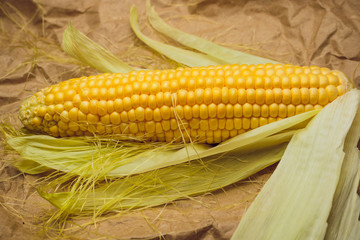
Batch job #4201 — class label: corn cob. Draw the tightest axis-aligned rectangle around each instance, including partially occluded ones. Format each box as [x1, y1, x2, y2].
[19, 63, 352, 143]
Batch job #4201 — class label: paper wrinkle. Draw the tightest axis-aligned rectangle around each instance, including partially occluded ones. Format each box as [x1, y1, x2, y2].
[0, 0, 359, 239]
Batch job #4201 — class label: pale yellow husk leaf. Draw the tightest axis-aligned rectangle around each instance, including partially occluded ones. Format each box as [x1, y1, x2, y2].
[39, 142, 286, 215]
[62, 22, 134, 73]
[325, 95, 360, 239]
[146, 0, 280, 65]
[129, 6, 226, 67]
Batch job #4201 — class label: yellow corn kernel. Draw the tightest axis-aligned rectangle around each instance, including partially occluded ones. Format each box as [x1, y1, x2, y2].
[209, 119, 218, 130]
[58, 120, 68, 130]
[259, 117, 268, 126]
[234, 104, 242, 117]
[54, 92, 64, 104]
[129, 122, 138, 134]
[247, 89, 256, 104]
[255, 89, 265, 105]
[212, 87, 222, 104]
[68, 107, 78, 121]
[225, 119, 233, 130]
[265, 89, 274, 105]
[217, 103, 226, 118]
[218, 119, 226, 129]
[226, 104, 234, 118]
[135, 107, 145, 121]
[309, 74, 319, 88]
[269, 103, 278, 118]
[268, 117, 277, 123]
[189, 119, 200, 129]
[89, 100, 98, 114]
[282, 89, 292, 104]
[208, 103, 217, 118]
[234, 118, 242, 129]
[199, 104, 209, 119]
[337, 85, 345, 96]
[45, 93, 55, 105]
[318, 88, 329, 105]
[243, 103, 252, 118]
[68, 122, 79, 132]
[106, 100, 115, 113]
[128, 109, 136, 122]
[327, 74, 339, 85]
[261, 105, 269, 118]
[187, 91, 196, 105]
[97, 100, 107, 116]
[161, 120, 171, 131]
[304, 104, 314, 112]
[326, 85, 338, 102]
[273, 88, 282, 103]
[242, 118, 251, 130]
[246, 76, 255, 89]
[49, 125, 58, 134]
[229, 88, 238, 104]
[309, 88, 319, 104]
[204, 88, 212, 104]
[296, 105, 305, 115]
[195, 89, 204, 104]
[100, 114, 110, 125]
[250, 117, 259, 129]
[145, 121, 156, 133]
[253, 104, 261, 117]
[237, 89, 247, 104]
[199, 120, 209, 131]
[131, 94, 140, 108]
[160, 105, 171, 120]
[319, 75, 329, 88]
[287, 104, 296, 117]
[170, 119, 178, 130]
[278, 104, 287, 118]
[221, 130, 230, 141]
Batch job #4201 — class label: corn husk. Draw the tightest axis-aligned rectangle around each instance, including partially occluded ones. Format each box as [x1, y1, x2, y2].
[129, 6, 226, 67]
[325, 95, 360, 239]
[231, 89, 360, 239]
[62, 22, 134, 73]
[39, 142, 286, 216]
[5, 110, 316, 178]
[145, 0, 279, 65]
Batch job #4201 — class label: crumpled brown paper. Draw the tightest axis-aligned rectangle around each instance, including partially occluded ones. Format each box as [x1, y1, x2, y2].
[0, 0, 359, 239]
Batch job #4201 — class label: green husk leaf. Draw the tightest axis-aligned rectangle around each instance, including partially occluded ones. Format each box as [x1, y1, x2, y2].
[62, 22, 134, 73]
[6, 110, 315, 178]
[231, 89, 360, 240]
[39, 142, 286, 215]
[129, 6, 225, 67]
[146, 0, 280, 65]
[325, 96, 360, 239]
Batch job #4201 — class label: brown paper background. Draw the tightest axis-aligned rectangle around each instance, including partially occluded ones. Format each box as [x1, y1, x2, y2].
[1, 0, 359, 239]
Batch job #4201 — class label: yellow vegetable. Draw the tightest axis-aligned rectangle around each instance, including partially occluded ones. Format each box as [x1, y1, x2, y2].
[19, 63, 352, 143]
